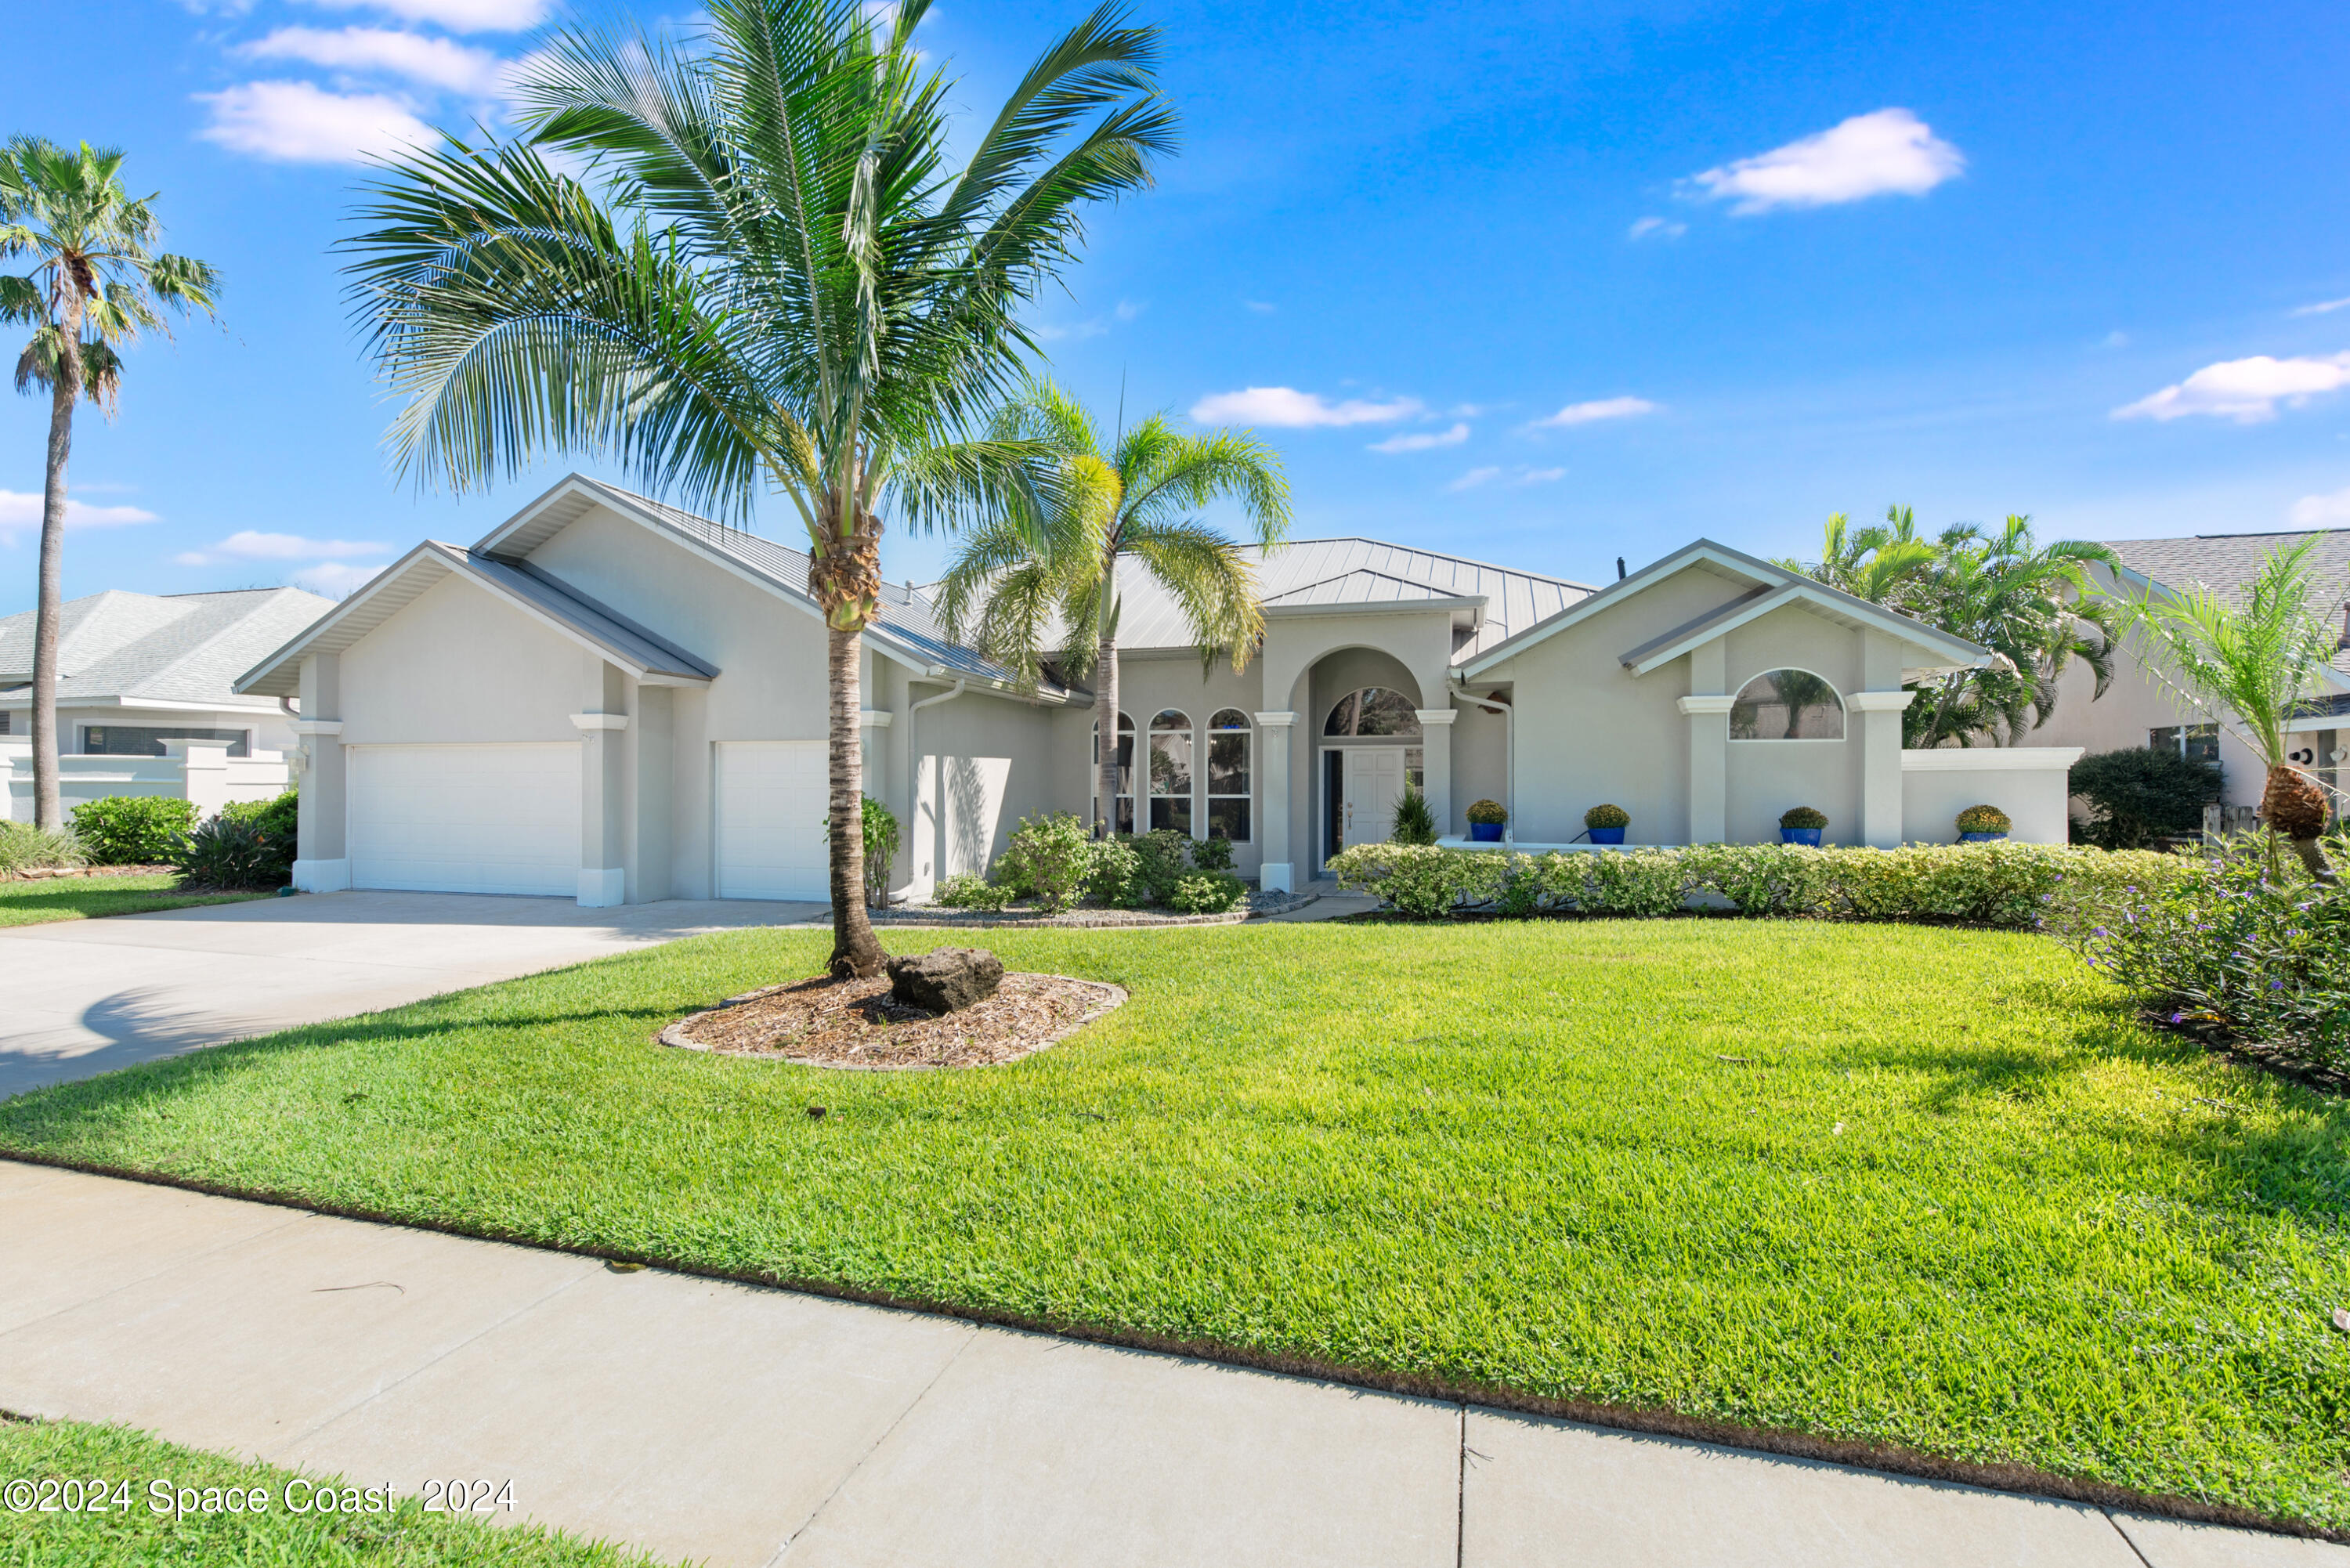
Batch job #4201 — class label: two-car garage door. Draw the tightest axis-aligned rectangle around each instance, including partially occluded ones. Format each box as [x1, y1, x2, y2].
[349, 744, 582, 897]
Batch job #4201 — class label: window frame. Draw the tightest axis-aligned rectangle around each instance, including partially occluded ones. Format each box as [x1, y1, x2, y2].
[1147, 708, 1194, 836]
[1727, 667, 1846, 742]
[1205, 708, 1253, 843]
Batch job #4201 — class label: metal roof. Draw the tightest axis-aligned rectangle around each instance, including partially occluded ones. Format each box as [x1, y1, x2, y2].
[2104, 527, 2350, 674]
[1, 587, 333, 709]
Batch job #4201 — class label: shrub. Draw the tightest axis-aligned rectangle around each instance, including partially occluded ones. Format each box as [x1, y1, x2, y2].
[210, 789, 300, 887]
[861, 796, 900, 907]
[1390, 786, 1437, 846]
[2070, 747, 2223, 850]
[993, 811, 1093, 912]
[1779, 806, 1828, 831]
[171, 813, 288, 889]
[1083, 836, 1147, 907]
[1166, 870, 1247, 914]
[1190, 834, 1236, 873]
[1127, 829, 1195, 905]
[934, 872, 1011, 911]
[69, 794, 197, 865]
[1466, 798, 1509, 826]
[1583, 803, 1629, 830]
[1955, 804, 2011, 836]
[0, 821, 87, 875]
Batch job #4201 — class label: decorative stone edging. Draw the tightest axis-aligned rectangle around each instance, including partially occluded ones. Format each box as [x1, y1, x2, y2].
[654, 974, 1128, 1071]
[858, 889, 1318, 930]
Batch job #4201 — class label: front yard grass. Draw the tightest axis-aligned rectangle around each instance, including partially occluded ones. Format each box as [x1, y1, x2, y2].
[0, 873, 268, 927]
[1, 920, 2344, 1532]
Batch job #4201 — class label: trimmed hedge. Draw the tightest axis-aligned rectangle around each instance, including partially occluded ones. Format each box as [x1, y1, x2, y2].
[1325, 840, 2190, 927]
[68, 794, 197, 865]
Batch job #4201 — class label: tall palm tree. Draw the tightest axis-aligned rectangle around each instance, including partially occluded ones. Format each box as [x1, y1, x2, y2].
[2117, 537, 2340, 883]
[933, 380, 1289, 837]
[342, 0, 1175, 977]
[1, 139, 220, 830]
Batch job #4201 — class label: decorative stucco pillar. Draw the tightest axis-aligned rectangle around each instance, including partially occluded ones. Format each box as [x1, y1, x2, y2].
[291, 652, 348, 892]
[1849, 688, 1916, 848]
[1678, 695, 1735, 845]
[1255, 710, 1298, 892]
[1414, 708, 1457, 838]
[572, 710, 630, 907]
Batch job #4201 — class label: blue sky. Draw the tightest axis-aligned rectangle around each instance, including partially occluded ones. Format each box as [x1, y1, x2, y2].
[9, 0, 2350, 616]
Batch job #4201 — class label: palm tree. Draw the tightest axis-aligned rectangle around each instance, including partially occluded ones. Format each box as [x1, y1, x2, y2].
[2116, 537, 2340, 883]
[933, 379, 1290, 837]
[1, 139, 220, 831]
[342, 0, 1175, 977]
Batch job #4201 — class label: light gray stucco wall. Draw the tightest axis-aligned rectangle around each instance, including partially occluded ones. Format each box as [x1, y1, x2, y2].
[340, 573, 586, 745]
[1722, 604, 1864, 846]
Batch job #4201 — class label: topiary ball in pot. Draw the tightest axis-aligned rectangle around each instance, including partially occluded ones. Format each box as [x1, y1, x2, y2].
[1955, 803, 2011, 842]
[1778, 805, 1828, 846]
[1466, 797, 1508, 842]
[1583, 802, 1629, 844]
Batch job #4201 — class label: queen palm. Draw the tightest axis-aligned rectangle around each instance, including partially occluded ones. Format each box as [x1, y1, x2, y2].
[934, 380, 1289, 837]
[343, 0, 1174, 977]
[2, 139, 220, 830]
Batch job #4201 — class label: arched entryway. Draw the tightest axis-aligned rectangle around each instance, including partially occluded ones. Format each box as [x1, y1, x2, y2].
[1305, 648, 1426, 865]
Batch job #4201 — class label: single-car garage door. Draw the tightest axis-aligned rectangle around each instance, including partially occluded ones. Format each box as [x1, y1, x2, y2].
[349, 743, 583, 897]
[714, 739, 828, 901]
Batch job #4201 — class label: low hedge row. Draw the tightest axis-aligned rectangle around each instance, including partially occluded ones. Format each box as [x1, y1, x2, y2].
[1325, 840, 2189, 927]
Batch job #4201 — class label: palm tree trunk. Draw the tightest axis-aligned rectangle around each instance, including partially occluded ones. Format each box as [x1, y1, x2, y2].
[1095, 626, 1120, 840]
[31, 294, 85, 833]
[825, 621, 886, 977]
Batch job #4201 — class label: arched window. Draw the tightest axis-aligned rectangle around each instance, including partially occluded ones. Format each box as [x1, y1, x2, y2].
[1206, 709, 1252, 842]
[1323, 687, 1421, 737]
[1148, 709, 1193, 834]
[1730, 669, 1846, 740]
[1092, 711, 1136, 833]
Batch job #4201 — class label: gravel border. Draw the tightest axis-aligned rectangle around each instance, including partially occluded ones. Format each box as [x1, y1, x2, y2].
[862, 888, 1317, 930]
[654, 973, 1127, 1070]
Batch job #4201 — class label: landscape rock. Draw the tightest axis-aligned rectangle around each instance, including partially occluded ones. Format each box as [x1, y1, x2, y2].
[886, 947, 1005, 1013]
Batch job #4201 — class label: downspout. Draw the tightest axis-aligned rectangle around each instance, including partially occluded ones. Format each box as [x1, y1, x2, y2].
[906, 668, 967, 895]
[1451, 681, 1513, 847]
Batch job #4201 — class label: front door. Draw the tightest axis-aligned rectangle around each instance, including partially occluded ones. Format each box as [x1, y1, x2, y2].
[1341, 747, 1404, 849]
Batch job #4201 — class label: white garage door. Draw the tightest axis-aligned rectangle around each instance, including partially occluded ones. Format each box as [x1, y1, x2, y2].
[349, 743, 582, 897]
[715, 740, 829, 901]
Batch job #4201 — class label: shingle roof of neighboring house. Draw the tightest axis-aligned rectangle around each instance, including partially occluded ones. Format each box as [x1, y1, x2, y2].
[0, 587, 333, 707]
[2104, 527, 2350, 674]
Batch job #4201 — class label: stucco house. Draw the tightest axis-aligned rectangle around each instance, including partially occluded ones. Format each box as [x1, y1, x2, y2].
[2, 587, 325, 823]
[237, 475, 2079, 906]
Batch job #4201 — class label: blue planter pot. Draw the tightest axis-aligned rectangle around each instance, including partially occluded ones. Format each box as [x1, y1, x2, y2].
[1780, 827, 1824, 846]
[1959, 830, 2008, 843]
[1469, 822, 1506, 842]
[1587, 826, 1625, 844]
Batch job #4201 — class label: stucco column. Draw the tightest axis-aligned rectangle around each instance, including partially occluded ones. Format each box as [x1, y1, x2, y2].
[291, 652, 348, 892]
[1255, 710, 1297, 892]
[572, 710, 630, 907]
[1414, 708, 1457, 837]
[1849, 688, 1915, 848]
[1678, 695, 1735, 844]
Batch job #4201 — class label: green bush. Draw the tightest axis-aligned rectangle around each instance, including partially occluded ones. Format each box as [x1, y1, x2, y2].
[69, 794, 197, 865]
[934, 872, 1011, 911]
[1466, 798, 1508, 826]
[1082, 836, 1147, 907]
[1126, 829, 1195, 905]
[1583, 803, 1629, 830]
[1954, 803, 2011, 836]
[992, 812, 1094, 912]
[1778, 805, 1828, 831]
[861, 795, 900, 907]
[171, 812, 291, 889]
[1167, 870, 1247, 914]
[215, 789, 301, 886]
[1390, 786, 1437, 845]
[2070, 747, 2223, 849]
[1190, 833, 1236, 873]
[0, 820, 87, 875]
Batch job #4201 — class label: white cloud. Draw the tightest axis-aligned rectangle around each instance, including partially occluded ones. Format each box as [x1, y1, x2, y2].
[290, 0, 548, 33]
[239, 27, 506, 93]
[177, 530, 392, 566]
[1446, 467, 1502, 493]
[2287, 486, 2350, 527]
[1188, 387, 1421, 428]
[2292, 297, 2350, 316]
[290, 560, 391, 597]
[2113, 353, 2350, 424]
[1517, 467, 1567, 485]
[1243, 300, 1276, 314]
[1627, 215, 1686, 240]
[2099, 330, 2130, 349]
[1687, 108, 1964, 215]
[197, 81, 434, 163]
[0, 490, 158, 544]
[1368, 422, 1470, 454]
[1531, 396, 1658, 428]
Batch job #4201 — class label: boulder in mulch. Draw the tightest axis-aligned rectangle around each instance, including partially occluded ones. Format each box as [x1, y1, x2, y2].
[886, 947, 1005, 1013]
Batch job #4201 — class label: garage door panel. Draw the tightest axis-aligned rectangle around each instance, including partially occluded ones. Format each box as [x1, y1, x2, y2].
[715, 740, 827, 901]
[349, 744, 582, 897]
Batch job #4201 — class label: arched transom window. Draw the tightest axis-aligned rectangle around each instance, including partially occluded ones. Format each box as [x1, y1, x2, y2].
[1206, 709, 1251, 842]
[1323, 687, 1421, 737]
[1730, 669, 1846, 740]
[1092, 711, 1136, 834]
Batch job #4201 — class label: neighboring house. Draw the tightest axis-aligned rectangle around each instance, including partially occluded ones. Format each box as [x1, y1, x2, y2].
[2, 587, 327, 824]
[2038, 527, 2350, 818]
[237, 475, 2077, 906]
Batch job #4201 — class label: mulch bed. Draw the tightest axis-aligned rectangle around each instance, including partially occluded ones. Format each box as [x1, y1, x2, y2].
[656, 971, 1126, 1071]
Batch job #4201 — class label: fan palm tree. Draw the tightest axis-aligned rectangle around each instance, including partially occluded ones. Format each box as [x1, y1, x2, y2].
[1, 139, 220, 830]
[342, 0, 1176, 977]
[933, 379, 1290, 837]
[2116, 536, 2340, 883]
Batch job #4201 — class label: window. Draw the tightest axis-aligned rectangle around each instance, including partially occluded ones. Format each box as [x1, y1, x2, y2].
[1149, 708, 1193, 834]
[1091, 712, 1135, 834]
[0, 712, 9, 735]
[1206, 708, 1251, 841]
[1729, 670, 1844, 740]
[81, 725, 251, 758]
[1324, 687, 1421, 736]
[2149, 724, 2220, 764]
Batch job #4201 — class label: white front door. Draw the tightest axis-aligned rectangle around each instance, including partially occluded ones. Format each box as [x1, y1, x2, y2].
[714, 740, 830, 901]
[348, 742, 583, 896]
[1341, 747, 1404, 849]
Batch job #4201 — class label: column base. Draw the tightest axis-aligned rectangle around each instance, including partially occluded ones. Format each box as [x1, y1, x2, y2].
[1258, 862, 1293, 894]
[577, 868, 626, 908]
[291, 858, 349, 894]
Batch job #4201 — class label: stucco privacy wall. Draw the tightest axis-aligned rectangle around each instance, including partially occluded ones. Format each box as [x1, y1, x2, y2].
[1901, 749, 2081, 845]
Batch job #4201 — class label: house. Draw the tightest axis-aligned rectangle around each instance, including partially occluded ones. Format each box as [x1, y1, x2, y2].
[2037, 527, 2350, 818]
[236, 475, 2080, 905]
[2, 587, 327, 823]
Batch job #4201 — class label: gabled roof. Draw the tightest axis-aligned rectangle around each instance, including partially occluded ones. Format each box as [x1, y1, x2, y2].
[235, 540, 718, 699]
[1459, 537, 1994, 680]
[0, 587, 333, 709]
[2103, 526, 2350, 676]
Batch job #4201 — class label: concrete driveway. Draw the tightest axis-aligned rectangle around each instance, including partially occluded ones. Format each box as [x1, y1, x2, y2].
[0, 891, 822, 1102]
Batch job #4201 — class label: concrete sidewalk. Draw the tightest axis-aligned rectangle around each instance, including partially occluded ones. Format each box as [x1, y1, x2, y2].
[2, 1162, 2331, 1568]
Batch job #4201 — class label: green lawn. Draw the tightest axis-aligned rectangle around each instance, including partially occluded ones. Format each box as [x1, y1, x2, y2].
[0, 1416, 666, 1565]
[2, 920, 2345, 1531]
[0, 873, 269, 927]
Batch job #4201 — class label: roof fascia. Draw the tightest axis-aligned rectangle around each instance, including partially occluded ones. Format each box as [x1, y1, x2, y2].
[233, 540, 456, 695]
[1459, 541, 1783, 676]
